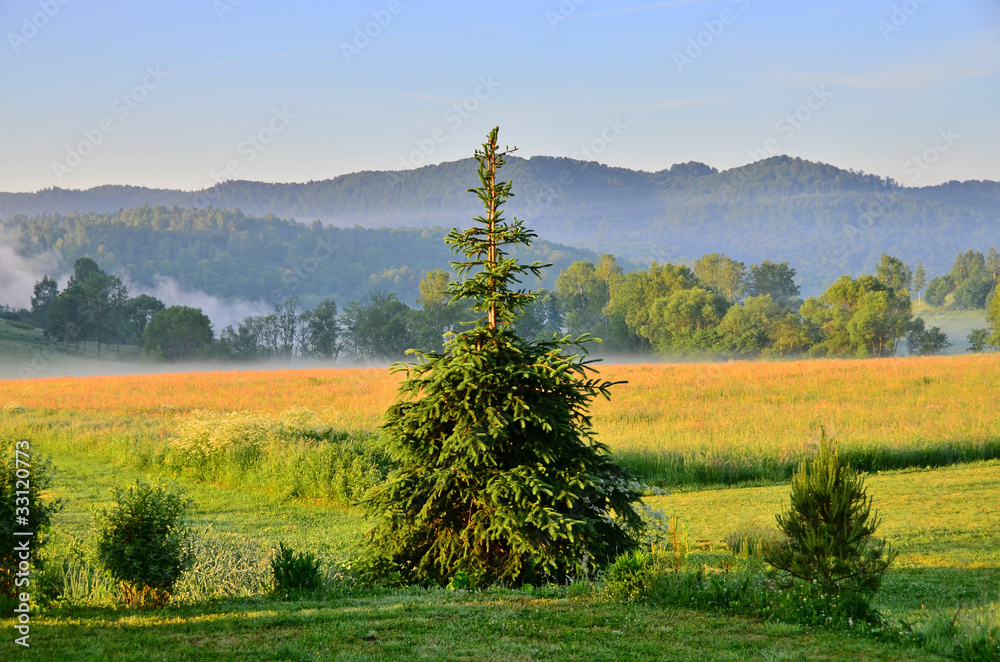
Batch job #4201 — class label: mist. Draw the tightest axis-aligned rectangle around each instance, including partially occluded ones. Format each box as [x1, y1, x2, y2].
[0, 230, 60, 309]
[138, 276, 271, 332]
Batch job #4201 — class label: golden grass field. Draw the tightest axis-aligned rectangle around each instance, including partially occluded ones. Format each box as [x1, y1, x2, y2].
[2, 354, 998, 660]
[1, 353, 997, 472]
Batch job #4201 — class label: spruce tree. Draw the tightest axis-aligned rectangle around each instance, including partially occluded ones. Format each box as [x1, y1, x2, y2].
[362, 127, 643, 586]
[765, 430, 897, 596]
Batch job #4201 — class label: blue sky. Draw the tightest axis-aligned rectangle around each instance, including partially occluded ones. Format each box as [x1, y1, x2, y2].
[1, 0, 997, 192]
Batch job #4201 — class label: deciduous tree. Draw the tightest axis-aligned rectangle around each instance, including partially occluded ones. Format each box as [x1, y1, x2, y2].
[142, 306, 213, 361]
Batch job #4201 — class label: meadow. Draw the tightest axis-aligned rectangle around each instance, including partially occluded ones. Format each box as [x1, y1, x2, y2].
[1, 353, 999, 660]
[2, 353, 998, 486]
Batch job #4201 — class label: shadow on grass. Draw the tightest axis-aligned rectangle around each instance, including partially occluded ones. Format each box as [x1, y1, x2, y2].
[618, 438, 1000, 488]
[1, 589, 949, 662]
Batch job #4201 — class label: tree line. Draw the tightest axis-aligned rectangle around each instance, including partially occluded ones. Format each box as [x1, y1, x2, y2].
[20, 257, 209, 361]
[6, 245, 998, 364]
[205, 248, 1000, 362]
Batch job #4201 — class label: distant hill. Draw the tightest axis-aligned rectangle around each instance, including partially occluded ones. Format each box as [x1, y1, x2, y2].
[3, 155, 999, 294]
[2, 206, 594, 309]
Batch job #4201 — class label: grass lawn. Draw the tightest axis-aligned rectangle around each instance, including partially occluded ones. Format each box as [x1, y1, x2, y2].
[5, 446, 995, 660]
[5, 595, 944, 661]
[646, 460, 1000, 624]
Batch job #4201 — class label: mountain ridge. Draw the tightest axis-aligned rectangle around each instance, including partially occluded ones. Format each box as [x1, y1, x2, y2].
[4, 155, 999, 295]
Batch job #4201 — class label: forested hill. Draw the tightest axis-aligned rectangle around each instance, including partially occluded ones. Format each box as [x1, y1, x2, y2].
[3, 155, 999, 294]
[4, 207, 594, 307]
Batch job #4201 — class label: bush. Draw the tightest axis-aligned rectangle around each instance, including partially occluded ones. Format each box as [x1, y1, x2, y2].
[602, 549, 655, 602]
[906, 319, 952, 356]
[764, 430, 897, 598]
[270, 542, 322, 594]
[0, 448, 62, 612]
[603, 549, 885, 629]
[172, 528, 272, 602]
[911, 604, 1000, 661]
[93, 480, 193, 607]
[967, 328, 992, 353]
[38, 534, 117, 608]
[0, 448, 62, 614]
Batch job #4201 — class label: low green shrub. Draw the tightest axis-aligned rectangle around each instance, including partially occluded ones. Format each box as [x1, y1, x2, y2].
[270, 542, 322, 594]
[93, 480, 194, 607]
[172, 527, 272, 602]
[602, 549, 654, 602]
[34, 533, 116, 608]
[0, 446, 62, 613]
[603, 507, 886, 631]
[604, 552, 885, 630]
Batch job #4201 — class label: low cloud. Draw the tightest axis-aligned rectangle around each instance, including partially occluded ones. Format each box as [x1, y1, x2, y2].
[0, 230, 60, 309]
[139, 276, 270, 332]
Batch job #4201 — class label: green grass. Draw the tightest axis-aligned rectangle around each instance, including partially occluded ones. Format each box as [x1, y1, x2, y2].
[1, 441, 953, 661]
[647, 460, 1000, 631]
[3, 593, 946, 661]
[3, 393, 999, 659]
[0, 322, 141, 380]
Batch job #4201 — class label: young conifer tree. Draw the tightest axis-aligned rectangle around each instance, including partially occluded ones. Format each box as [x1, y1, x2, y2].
[362, 127, 643, 585]
[765, 430, 897, 597]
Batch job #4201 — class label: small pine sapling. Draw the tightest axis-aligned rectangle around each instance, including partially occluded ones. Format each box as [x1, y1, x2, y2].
[765, 430, 897, 597]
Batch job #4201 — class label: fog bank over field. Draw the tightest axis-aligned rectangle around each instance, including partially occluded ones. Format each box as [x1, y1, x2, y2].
[0, 355, 402, 382]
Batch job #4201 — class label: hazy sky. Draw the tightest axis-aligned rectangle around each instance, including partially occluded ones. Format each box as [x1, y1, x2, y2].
[1, 0, 998, 193]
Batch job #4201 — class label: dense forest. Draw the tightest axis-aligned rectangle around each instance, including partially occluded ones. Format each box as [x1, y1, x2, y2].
[3, 206, 595, 308]
[3, 155, 999, 295]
